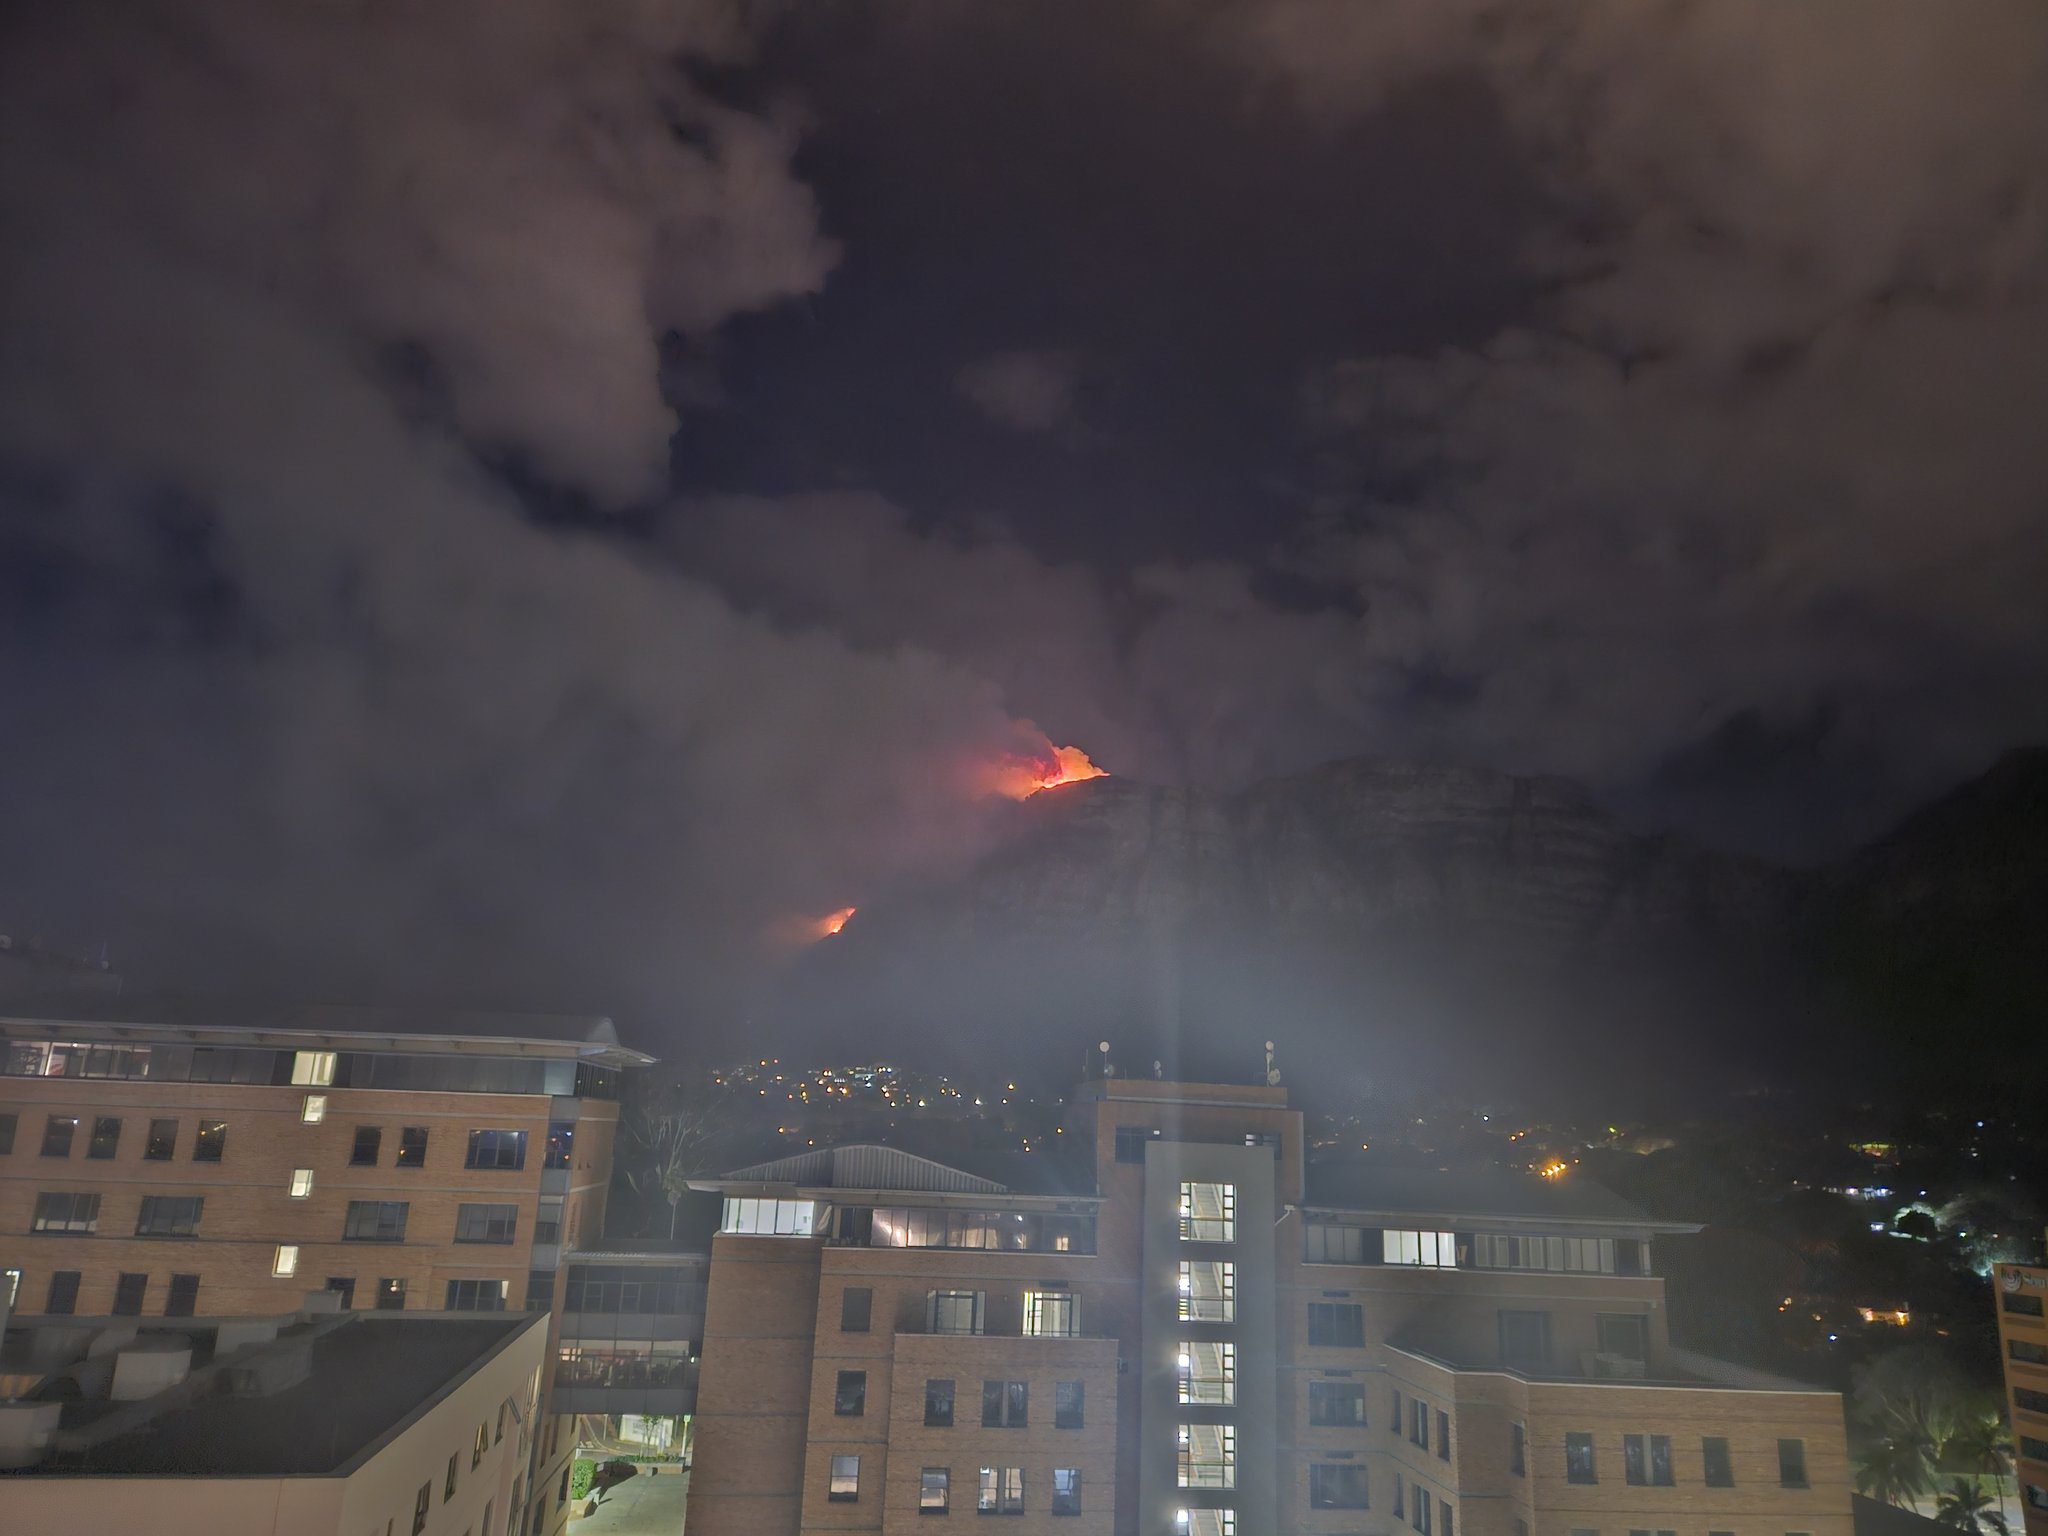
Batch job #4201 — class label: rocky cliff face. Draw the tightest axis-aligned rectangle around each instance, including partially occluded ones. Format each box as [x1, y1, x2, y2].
[779, 751, 2044, 1108]
[924, 758, 1791, 952]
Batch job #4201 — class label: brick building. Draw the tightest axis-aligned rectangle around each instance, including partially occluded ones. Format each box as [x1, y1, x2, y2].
[1994, 1261, 2048, 1536]
[0, 1007, 651, 1536]
[684, 1074, 1854, 1536]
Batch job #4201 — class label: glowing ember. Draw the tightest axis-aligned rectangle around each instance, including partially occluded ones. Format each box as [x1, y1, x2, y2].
[986, 735, 1109, 799]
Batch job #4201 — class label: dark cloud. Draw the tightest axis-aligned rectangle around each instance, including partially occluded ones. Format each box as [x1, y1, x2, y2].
[1, 0, 2043, 1045]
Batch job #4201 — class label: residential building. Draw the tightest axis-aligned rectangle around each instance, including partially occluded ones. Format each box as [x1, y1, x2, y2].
[0, 1007, 652, 1536]
[1995, 1261, 2048, 1536]
[0, 1298, 547, 1534]
[683, 1073, 1855, 1536]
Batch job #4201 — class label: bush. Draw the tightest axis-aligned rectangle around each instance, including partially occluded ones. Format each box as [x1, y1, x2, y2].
[570, 1459, 595, 1501]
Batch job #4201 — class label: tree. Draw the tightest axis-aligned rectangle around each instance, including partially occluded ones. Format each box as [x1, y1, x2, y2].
[1855, 1431, 1934, 1507]
[1940, 1405, 2014, 1509]
[618, 1076, 731, 1239]
[1934, 1477, 2010, 1536]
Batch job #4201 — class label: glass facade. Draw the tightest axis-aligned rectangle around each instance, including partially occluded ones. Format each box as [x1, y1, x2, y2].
[1, 1037, 622, 1098]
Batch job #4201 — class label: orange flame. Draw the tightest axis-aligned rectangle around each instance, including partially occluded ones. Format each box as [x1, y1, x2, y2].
[985, 737, 1109, 799]
[815, 905, 856, 938]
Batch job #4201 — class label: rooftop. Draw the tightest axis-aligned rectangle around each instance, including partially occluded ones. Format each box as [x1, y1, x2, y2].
[0, 1005, 652, 1066]
[4, 1313, 542, 1477]
[1303, 1164, 1691, 1230]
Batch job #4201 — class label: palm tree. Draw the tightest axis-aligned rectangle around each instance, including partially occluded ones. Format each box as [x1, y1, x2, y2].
[1935, 1476, 2010, 1536]
[1941, 1407, 2014, 1510]
[1856, 1431, 1935, 1507]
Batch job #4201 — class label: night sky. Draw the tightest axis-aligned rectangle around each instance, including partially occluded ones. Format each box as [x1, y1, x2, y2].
[2, 1, 2045, 1035]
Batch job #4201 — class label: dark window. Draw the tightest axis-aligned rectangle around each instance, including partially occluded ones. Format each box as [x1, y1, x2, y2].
[342, 1199, 410, 1241]
[1650, 1435, 1673, 1485]
[376, 1276, 406, 1310]
[533, 1203, 562, 1245]
[2020, 1436, 2048, 1462]
[30, 1190, 100, 1233]
[841, 1285, 872, 1332]
[144, 1118, 177, 1160]
[454, 1202, 519, 1244]
[351, 1126, 382, 1165]
[396, 1126, 429, 1167]
[525, 1268, 552, 1310]
[446, 1452, 459, 1501]
[2022, 1388, 2048, 1415]
[87, 1116, 122, 1159]
[1511, 1421, 1527, 1475]
[1567, 1432, 1597, 1484]
[135, 1194, 205, 1236]
[1779, 1438, 1808, 1488]
[112, 1271, 147, 1315]
[2012, 1339, 2048, 1366]
[193, 1120, 227, 1161]
[1051, 1468, 1081, 1516]
[1704, 1436, 1734, 1486]
[1441, 1495, 1455, 1536]
[2006, 1292, 2046, 1318]
[920, 1468, 950, 1514]
[1391, 1387, 1402, 1433]
[46, 1270, 80, 1313]
[1625, 1434, 1648, 1485]
[1439, 1408, 1452, 1460]
[829, 1454, 860, 1502]
[1500, 1310, 1553, 1367]
[1308, 1301, 1366, 1346]
[925, 1377, 955, 1427]
[1312, 1464, 1370, 1510]
[1411, 1396, 1429, 1449]
[1310, 1380, 1367, 1425]
[165, 1273, 200, 1316]
[1616, 1238, 1646, 1275]
[836, 1370, 867, 1416]
[983, 1378, 1028, 1427]
[1114, 1125, 1157, 1162]
[1055, 1379, 1084, 1429]
[41, 1115, 77, 1157]
[558, 1467, 570, 1505]
[1599, 1314, 1649, 1362]
[327, 1276, 356, 1309]
[544, 1120, 575, 1169]
[0, 1111, 14, 1154]
[1393, 1472, 1405, 1518]
[446, 1278, 507, 1311]
[465, 1129, 527, 1170]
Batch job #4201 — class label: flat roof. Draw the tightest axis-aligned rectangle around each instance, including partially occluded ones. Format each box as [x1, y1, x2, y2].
[0, 1005, 653, 1067]
[1304, 1164, 1694, 1230]
[15, 1315, 541, 1477]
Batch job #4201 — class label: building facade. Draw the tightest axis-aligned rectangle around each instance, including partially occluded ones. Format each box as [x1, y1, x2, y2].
[1994, 1262, 2048, 1536]
[0, 1009, 651, 1536]
[684, 1075, 1855, 1536]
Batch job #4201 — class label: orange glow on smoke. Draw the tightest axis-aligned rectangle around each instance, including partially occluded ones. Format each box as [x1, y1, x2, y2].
[986, 738, 1109, 799]
[815, 906, 856, 938]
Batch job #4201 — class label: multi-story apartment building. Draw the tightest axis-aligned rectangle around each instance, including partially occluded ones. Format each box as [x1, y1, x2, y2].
[684, 1073, 1854, 1536]
[1994, 1261, 2048, 1536]
[0, 1007, 651, 1536]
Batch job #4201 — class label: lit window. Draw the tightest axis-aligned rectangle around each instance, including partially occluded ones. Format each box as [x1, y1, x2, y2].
[301, 1094, 327, 1124]
[920, 1468, 950, 1513]
[1177, 1422, 1236, 1488]
[1179, 1182, 1236, 1242]
[290, 1168, 314, 1198]
[1383, 1229, 1458, 1267]
[1023, 1287, 1080, 1337]
[829, 1454, 860, 1501]
[1179, 1260, 1236, 1322]
[1178, 1340, 1236, 1404]
[1175, 1511, 1237, 1536]
[290, 1050, 337, 1086]
[273, 1244, 300, 1277]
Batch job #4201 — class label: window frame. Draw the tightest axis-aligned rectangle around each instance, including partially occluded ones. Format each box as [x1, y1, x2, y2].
[192, 1120, 227, 1162]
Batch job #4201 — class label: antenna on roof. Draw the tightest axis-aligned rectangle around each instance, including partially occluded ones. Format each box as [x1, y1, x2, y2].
[1098, 1040, 1113, 1079]
[1265, 1040, 1281, 1087]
